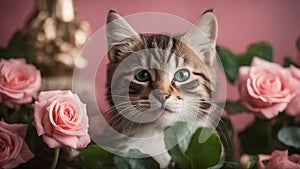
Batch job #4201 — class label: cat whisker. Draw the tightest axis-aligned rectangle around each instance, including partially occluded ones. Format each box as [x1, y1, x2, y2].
[106, 112, 123, 128]
[215, 120, 233, 149]
[102, 103, 139, 129]
[106, 94, 151, 104]
[102, 102, 131, 115]
[192, 100, 224, 110]
[122, 108, 142, 134]
[108, 106, 138, 131]
[106, 94, 128, 97]
[183, 104, 223, 128]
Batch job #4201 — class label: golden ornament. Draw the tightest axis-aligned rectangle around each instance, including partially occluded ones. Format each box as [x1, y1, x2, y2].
[23, 0, 91, 77]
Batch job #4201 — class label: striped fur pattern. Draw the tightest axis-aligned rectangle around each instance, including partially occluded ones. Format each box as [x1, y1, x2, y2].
[106, 34, 215, 131]
[104, 10, 218, 168]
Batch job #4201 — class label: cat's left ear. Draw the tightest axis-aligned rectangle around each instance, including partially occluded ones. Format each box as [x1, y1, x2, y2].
[106, 10, 141, 62]
[182, 9, 218, 65]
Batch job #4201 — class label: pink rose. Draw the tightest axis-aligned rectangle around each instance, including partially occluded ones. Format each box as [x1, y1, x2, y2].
[286, 66, 300, 116]
[288, 66, 300, 90]
[33, 90, 90, 149]
[0, 121, 34, 169]
[287, 95, 300, 116]
[258, 150, 300, 169]
[0, 59, 41, 107]
[238, 57, 294, 119]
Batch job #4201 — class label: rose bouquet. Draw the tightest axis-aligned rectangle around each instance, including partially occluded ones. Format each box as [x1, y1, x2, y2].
[0, 32, 91, 169]
[0, 31, 299, 169]
[217, 39, 300, 169]
[0, 57, 224, 169]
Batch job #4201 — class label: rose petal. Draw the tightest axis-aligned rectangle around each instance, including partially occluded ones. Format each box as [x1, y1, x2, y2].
[238, 57, 293, 119]
[0, 58, 41, 107]
[259, 150, 300, 169]
[42, 134, 65, 148]
[33, 90, 90, 149]
[259, 102, 287, 119]
[33, 102, 46, 136]
[258, 154, 270, 169]
[290, 65, 300, 80]
[76, 134, 91, 149]
[53, 134, 79, 149]
[286, 95, 300, 116]
[0, 121, 34, 168]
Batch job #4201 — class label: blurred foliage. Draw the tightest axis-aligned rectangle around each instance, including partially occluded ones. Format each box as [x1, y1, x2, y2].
[217, 117, 234, 161]
[239, 118, 273, 154]
[224, 101, 251, 114]
[80, 122, 226, 169]
[113, 149, 160, 169]
[297, 36, 300, 51]
[0, 31, 32, 62]
[277, 126, 300, 149]
[283, 57, 300, 68]
[0, 102, 34, 124]
[80, 144, 116, 169]
[217, 42, 273, 83]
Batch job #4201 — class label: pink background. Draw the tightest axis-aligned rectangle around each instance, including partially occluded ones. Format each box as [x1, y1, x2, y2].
[1, 0, 300, 130]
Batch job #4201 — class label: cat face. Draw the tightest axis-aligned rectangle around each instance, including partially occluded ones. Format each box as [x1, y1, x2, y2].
[105, 10, 218, 132]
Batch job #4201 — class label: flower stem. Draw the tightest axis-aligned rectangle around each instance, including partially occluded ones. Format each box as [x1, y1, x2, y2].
[50, 148, 60, 169]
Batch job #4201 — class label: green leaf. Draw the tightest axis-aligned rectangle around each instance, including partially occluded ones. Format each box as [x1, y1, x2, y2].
[283, 57, 300, 68]
[221, 162, 241, 169]
[216, 46, 240, 83]
[113, 157, 130, 169]
[277, 126, 300, 148]
[246, 42, 273, 63]
[224, 101, 250, 114]
[239, 118, 272, 154]
[25, 124, 38, 153]
[113, 149, 160, 169]
[216, 42, 273, 83]
[217, 117, 234, 161]
[5, 31, 24, 57]
[0, 47, 5, 57]
[0, 102, 34, 124]
[19, 103, 34, 124]
[186, 127, 222, 169]
[164, 122, 196, 169]
[80, 144, 115, 169]
[233, 42, 273, 67]
[165, 121, 197, 154]
[233, 53, 253, 67]
[0, 104, 11, 122]
[4, 31, 32, 62]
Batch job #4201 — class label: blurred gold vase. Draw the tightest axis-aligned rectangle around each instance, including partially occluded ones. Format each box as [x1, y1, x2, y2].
[23, 0, 91, 90]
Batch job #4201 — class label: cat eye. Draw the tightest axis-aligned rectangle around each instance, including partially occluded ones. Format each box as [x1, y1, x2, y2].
[174, 69, 190, 82]
[134, 69, 151, 82]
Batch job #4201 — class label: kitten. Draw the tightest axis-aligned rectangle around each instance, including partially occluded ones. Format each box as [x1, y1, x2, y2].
[104, 9, 219, 168]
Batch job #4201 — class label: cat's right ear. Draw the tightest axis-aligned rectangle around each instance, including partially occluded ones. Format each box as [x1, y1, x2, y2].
[106, 10, 141, 62]
[181, 10, 218, 66]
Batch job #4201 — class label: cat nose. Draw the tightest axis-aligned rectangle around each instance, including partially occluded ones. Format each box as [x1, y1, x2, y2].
[151, 89, 170, 104]
[156, 93, 170, 104]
